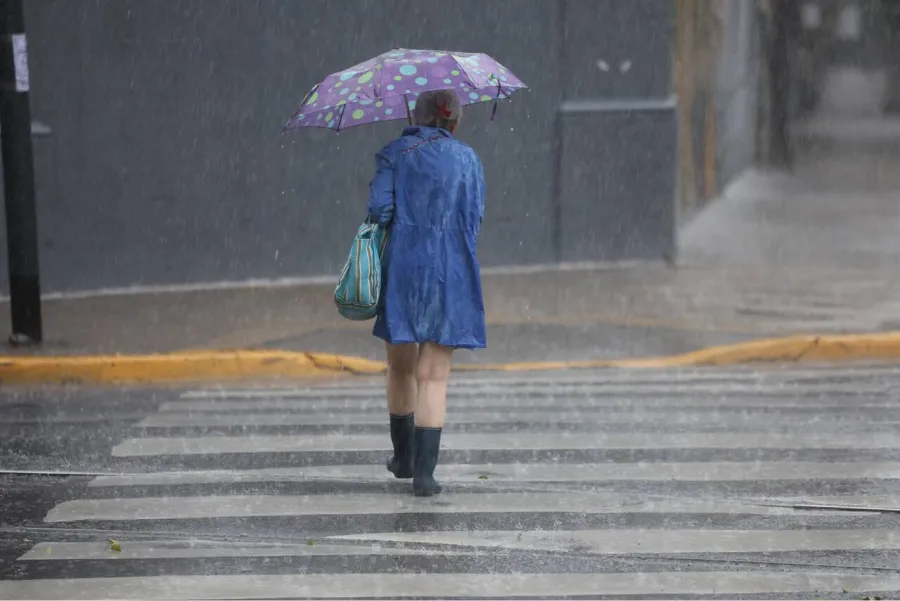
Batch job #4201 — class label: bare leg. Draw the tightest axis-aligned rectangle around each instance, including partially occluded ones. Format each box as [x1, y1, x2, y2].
[386, 342, 418, 415]
[412, 342, 454, 496]
[385, 342, 418, 479]
[414, 343, 453, 428]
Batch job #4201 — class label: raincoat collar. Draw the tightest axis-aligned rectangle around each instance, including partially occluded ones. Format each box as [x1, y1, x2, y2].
[402, 125, 453, 139]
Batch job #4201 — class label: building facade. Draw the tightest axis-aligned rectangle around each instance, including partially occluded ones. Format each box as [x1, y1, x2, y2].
[1, 0, 759, 295]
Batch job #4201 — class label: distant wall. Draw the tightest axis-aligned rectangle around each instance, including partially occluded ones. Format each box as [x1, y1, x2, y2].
[0, 0, 676, 294]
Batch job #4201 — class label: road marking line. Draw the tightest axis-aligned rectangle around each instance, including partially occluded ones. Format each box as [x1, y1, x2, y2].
[86, 461, 900, 488]
[157, 397, 899, 412]
[43, 492, 857, 523]
[330, 528, 900, 554]
[18, 540, 466, 562]
[111, 431, 900, 457]
[3, 571, 899, 599]
[135, 409, 891, 428]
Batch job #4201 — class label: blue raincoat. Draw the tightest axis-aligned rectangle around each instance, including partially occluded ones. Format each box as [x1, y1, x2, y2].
[367, 125, 487, 349]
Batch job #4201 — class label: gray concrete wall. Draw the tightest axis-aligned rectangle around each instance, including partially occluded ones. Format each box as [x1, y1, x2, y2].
[716, 0, 760, 189]
[557, 0, 676, 262]
[0, 0, 676, 294]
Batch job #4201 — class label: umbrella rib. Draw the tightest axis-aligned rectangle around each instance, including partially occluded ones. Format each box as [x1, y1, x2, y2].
[335, 103, 347, 131]
[457, 67, 477, 92]
[450, 56, 479, 93]
[374, 60, 386, 99]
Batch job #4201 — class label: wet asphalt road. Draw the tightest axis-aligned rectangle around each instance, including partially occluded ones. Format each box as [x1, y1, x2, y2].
[2, 365, 900, 599]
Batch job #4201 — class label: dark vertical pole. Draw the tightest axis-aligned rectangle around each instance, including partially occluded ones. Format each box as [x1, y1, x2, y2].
[0, 0, 42, 345]
[551, 0, 566, 263]
[768, 0, 794, 170]
[882, 0, 900, 113]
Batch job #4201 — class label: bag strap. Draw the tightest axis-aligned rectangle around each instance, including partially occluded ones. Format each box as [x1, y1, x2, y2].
[369, 135, 442, 225]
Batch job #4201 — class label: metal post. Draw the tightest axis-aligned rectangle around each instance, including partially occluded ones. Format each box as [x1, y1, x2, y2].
[768, 0, 796, 170]
[0, 0, 42, 345]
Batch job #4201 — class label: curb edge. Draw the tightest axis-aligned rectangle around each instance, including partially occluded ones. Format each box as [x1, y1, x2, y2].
[2, 332, 900, 385]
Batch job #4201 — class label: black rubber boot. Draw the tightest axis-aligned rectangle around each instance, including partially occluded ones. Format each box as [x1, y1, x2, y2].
[412, 426, 443, 497]
[386, 413, 415, 479]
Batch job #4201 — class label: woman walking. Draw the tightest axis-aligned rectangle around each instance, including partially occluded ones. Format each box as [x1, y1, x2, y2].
[365, 89, 487, 497]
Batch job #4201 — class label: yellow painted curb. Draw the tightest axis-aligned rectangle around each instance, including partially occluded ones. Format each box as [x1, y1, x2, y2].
[2, 332, 900, 385]
[455, 332, 900, 372]
[0, 351, 386, 385]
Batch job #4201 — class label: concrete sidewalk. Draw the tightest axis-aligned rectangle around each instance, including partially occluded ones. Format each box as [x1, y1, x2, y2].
[2, 153, 898, 366]
[3, 72, 900, 367]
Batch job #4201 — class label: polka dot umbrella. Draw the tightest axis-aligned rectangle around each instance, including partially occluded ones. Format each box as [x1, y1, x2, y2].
[283, 48, 527, 132]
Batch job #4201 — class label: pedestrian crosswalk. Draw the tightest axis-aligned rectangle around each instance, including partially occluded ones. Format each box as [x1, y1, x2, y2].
[4, 365, 900, 599]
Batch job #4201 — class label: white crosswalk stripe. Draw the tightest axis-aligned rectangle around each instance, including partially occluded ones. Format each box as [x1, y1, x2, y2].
[109, 431, 900, 455]
[4, 364, 900, 600]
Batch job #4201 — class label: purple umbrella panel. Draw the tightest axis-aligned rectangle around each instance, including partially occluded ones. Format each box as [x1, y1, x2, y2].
[284, 48, 527, 132]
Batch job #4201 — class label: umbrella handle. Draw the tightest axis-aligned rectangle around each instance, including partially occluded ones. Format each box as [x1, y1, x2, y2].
[491, 78, 503, 122]
[404, 94, 412, 125]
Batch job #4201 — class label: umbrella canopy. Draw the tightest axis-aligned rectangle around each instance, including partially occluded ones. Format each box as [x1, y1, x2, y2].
[284, 48, 527, 132]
